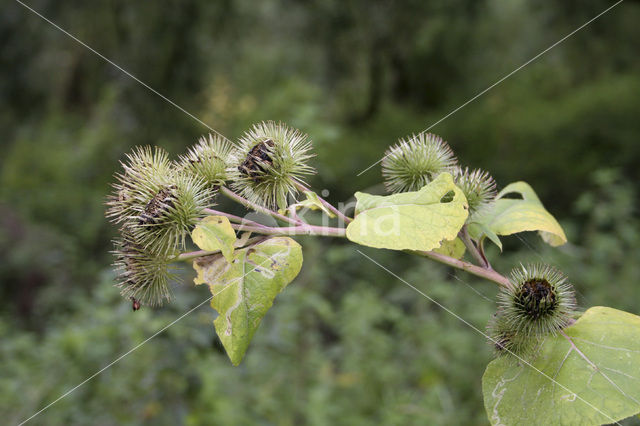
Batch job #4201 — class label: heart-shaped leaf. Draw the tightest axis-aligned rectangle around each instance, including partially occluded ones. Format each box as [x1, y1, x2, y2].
[193, 237, 303, 365]
[483, 306, 640, 425]
[346, 173, 468, 252]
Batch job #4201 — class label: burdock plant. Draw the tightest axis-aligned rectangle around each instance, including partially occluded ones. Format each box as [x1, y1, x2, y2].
[228, 121, 315, 210]
[129, 172, 210, 254]
[106, 146, 174, 226]
[113, 229, 173, 306]
[454, 167, 497, 216]
[107, 147, 210, 256]
[497, 263, 577, 340]
[382, 132, 458, 193]
[107, 146, 211, 305]
[487, 311, 536, 357]
[178, 133, 234, 190]
[104, 125, 640, 425]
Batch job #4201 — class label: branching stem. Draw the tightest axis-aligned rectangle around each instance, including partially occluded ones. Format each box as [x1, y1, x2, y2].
[293, 180, 353, 224]
[173, 236, 267, 262]
[476, 239, 493, 270]
[219, 186, 302, 225]
[230, 223, 347, 237]
[411, 249, 510, 288]
[197, 186, 511, 288]
[202, 208, 270, 229]
[459, 225, 488, 268]
[175, 249, 219, 262]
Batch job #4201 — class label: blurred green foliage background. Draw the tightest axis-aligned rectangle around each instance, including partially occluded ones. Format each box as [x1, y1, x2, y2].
[1, 0, 639, 424]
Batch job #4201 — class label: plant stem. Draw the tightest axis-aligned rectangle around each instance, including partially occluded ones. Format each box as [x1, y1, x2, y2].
[220, 186, 301, 225]
[178, 220, 509, 287]
[175, 249, 219, 262]
[194, 193, 510, 288]
[230, 223, 347, 237]
[202, 208, 270, 229]
[293, 180, 353, 224]
[287, 205, 299, 221]
[411, 250, 510, 288]
[476, 239, 492, 270]
[173, 236, 267, 262]
[459, 225, 488, 268]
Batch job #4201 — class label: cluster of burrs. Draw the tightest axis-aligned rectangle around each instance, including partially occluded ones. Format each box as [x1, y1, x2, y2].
[106, 121, 315, 305]
[488, 264, 577, 356]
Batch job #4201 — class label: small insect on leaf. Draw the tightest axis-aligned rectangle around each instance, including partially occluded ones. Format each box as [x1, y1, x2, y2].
[130, 296, 141, 311]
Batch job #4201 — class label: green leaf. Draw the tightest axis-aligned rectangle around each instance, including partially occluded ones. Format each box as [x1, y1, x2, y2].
[191, 215, 236, 262]
[482, 306, 640, 425]
[472, 181, 567, 247]
[346, 173, 468, 252]
[193, 237, 303, 365]
[432, 237, 466, 259]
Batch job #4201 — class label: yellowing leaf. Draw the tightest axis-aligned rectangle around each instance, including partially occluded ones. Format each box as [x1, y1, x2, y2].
[193, 237, 303, 365]
[483, 307, 640, 425]
[432, 237, 466, 259]
[471, 181, 567, 247]
[191, 215, 236, 261]
[345, 173, 468, 252]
